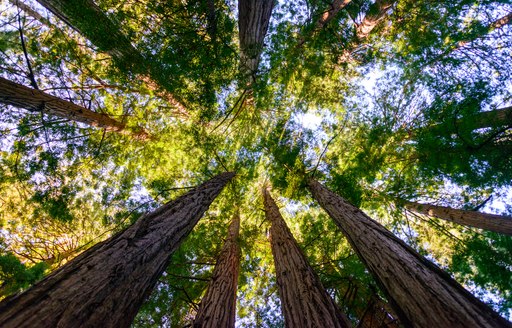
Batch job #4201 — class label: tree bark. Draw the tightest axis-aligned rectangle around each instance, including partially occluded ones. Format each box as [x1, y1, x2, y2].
[355, 0, 394, 40]
[238, 0, 275, 84]
[263, 188, 351, 328]
[356, 295, 399, 328]
[193, 211, 241, 328]
[404, 200, 512, 236]
[308, 178, 512, 328]
[0, 172, 235, 328]
[0, 77, 149, 139]
[35, 0, 187, 114]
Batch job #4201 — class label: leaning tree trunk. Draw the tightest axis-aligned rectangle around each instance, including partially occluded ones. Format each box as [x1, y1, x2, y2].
[238, 0, 274, 85]
[0, 77, 148, 139]
[35, 0, 187, 114]
[263, 188, 351, 328]
[308, 179, 512, 328]
[355, 0, 394, 40]
[404, 200, 512, 236]
[193, 211, 241, 328]
[0, 172, 235, 328]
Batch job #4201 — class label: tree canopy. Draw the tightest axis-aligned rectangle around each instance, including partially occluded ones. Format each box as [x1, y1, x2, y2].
[0, 0, 511, 326]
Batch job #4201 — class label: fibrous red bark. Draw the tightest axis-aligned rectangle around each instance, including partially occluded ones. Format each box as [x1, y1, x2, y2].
[193, 211, 241, 328]
[0, 172, 235, 328]
[308, 178, 512, 328]
[263, 188, 351, 328]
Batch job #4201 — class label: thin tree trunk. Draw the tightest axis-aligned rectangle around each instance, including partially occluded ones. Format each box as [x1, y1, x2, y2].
[357, 295, 399, 328]
[35, 0, 187, 114]
[355, 0, 394, 40]
[0, 172, 235, 328]
[404, 200, 512, 236]
[193, 211, 241, 328]
[238, 0, 275, 84]
[297, 0, 352, 47]
[308, 178, 512, 328]
[263, 188, 351, 328]
[0, 77, 149, 139]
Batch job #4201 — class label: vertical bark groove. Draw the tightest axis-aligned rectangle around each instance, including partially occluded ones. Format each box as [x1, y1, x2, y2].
[404, 200, 512, 236]
[308, 179, 512, 328]
[0, 172, 235, 328]
[193, 211, 241, 328]
[0, 77, 149, 139]
[263, 188, 351, 328]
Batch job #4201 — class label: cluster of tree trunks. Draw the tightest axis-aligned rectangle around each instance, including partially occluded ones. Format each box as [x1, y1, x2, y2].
[193, 212, 241, 328]
[307, 178, 511, 328]
[0, 77, 149, 139]
[0, 172, 234, 328]
[356, 295, 399, 328]
[404, 200, 512, 236]
[263, 188, 351, 328]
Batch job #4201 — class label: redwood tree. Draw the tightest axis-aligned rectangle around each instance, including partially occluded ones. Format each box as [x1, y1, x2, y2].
[263, 187, 351, 328]
[193, 211, 241, 328]
[0, 172, 234, 328]
[0, 77, 148, 139]
[404, 200, 512, 236]
[308, 178, 512, 328]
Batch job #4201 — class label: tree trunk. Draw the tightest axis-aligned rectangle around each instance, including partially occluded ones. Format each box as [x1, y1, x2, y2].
[355, 0, 394, 40]
[0, 172, 235, 328]
[238, 0, 274, 84]
[0, 77, 149, 139]
[404, 200, 512, 236]
[193, 211, 241, 328]
[263, 188, 351, 328]
[297, 0, 352, 47]
[356, 296, 399, 328]
[35, 0, 187, 114]
[307, 178, 512, 328]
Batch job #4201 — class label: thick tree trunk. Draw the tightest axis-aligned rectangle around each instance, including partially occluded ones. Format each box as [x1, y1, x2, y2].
[238, 0, 274, 84]
[0, 172, 235, 328]
[193, 211, 241, 328]
[263, 188, 351, 328]
[357, 296, 399, 328]
[0, 77, 149, 139]
[308, 179, 512, 328]
[35, 0, 187, 114]
[404, 200, 512, 236]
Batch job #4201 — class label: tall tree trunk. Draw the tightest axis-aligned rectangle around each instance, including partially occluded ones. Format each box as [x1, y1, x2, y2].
[404, 200, 512, 236]
[0, 172, 235, 328]
[193, 211, 241, 328]
[238, 0, 274, 85]
[307, 178, 512, 328]
[0, 77, 149, 139]
[263, 188, 351, 328]
[35, 0, 187, 114]
[357, 295, 399, 328]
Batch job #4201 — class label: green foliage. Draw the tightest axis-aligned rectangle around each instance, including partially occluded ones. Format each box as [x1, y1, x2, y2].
[0, 251, 47, 298]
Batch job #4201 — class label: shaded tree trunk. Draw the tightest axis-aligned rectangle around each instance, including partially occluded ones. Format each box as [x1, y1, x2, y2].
[0, 77, 149, 139]
[0, 172, 235, 328]
[193, 211, 241, 328]
[307, 178, 512, 328]
[35, 0, 187, 114]
[238, 0, 274, 84]
[263, 188, 351, 328]
[357, 295, 399, 328]
[404, 200, 512, 236]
